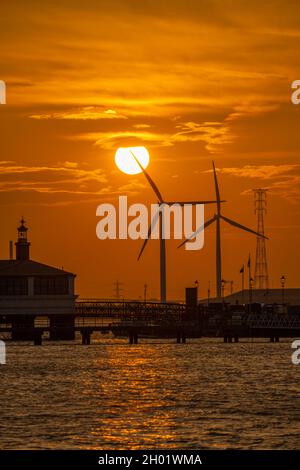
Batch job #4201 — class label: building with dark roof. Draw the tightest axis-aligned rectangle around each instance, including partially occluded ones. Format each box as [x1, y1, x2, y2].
[199, 289, 300, 308]
[0, 219, 77, 339]
[224, 289, 300, 307]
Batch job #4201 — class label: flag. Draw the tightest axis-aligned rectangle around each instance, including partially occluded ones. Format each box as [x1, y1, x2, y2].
[240, 265, 244, 274]
[247, 254, 251, 268]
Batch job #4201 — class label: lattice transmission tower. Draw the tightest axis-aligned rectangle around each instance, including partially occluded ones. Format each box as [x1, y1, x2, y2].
[253, 189, 269, 289]
[113, 280, 123, 300]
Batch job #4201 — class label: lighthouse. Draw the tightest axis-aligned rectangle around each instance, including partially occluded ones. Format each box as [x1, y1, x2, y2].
[15, 217, 31, 261]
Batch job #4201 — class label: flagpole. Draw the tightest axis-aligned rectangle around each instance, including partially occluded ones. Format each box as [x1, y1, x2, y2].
[248, 255, 251, 288]
[242, 265, 244, 301]
[240, 264, 245, 303]
[248, 253, 252, 310]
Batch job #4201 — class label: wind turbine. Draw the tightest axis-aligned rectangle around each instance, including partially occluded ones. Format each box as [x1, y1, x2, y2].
[130, 151, 221, 303]
[178, 161, 268, 301]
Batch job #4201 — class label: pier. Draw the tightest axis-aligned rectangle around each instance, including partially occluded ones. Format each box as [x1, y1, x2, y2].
[1, 300, 300, 345]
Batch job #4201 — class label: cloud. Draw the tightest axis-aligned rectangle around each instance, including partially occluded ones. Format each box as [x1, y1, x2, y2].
[132, 124, 152, 129]
[0, 160, 154, 205]
[0, 161, 111, 205]
[118, 179, 147, 195]
[266, 176, 300, 203]
[0, 161, 107, 182]
[3, 0, 298, 116]
[225, 103, 280, 122]
[30, 106, 127, 120]
[62, 161, 79, 169]
[172, 121, 234, 153]
[72, 119, 234, 153]
[217, 164, 300, 203]
[218, 164, 300, 179]
[73, 130, 174, 150]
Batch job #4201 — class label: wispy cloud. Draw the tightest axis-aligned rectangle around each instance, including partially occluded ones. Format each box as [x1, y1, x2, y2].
[225, 103, 280, 122]
[218, 164, 300, 179]
[118, 179, 147, 194]
[0, 161, 107, 182]
[0, 161, 111, 205]
[132, 124, 152, 129]
[30, 106, 127, 120]
[217, 164, 300, 203]
[0, 160, 154, 205]
[73, 130, 173, 150]
[172, 121, 234, 153]
[72, 119, 234, 153]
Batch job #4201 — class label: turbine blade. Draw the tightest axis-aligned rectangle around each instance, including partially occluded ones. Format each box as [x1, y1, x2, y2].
[177, 214, 217, 248]
[130, 150, 163, 202]
[164, 200, 225, 206]
[137, 238, 150, 261]
[137, 210, 160, 260]
[220, 214, 269, 239]
[212, 161, 221, 203]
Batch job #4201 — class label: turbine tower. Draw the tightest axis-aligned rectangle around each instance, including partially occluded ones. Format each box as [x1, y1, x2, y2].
[178, 161, 268, 301]
[131, 151, 219, 303]
[253, 189, 269, 289]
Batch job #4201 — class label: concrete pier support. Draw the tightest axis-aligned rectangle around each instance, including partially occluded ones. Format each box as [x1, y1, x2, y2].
[129, 331, 138, 344]
[33, 331, 42, 345]
[50, 315, 75, 341]
[176, 332, 187, 343]
[81, 330, 91, 345]
[224, 335, 233, 343]
[11, 315, 35, 341]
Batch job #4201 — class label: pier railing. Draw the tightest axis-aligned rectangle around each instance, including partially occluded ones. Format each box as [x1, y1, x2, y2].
[247, 314, 300, 329]
[1, 301, 300, 339]
[75, 300, 186, 321]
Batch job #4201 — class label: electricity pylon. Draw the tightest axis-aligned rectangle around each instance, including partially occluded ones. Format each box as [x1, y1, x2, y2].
[253, 189, 269, 289]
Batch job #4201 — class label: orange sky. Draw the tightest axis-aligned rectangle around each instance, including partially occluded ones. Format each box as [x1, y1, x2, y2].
[0, 0, 300, 300]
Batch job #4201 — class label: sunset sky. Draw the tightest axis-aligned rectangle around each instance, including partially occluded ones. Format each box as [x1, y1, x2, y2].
[1, 0, 300, 299]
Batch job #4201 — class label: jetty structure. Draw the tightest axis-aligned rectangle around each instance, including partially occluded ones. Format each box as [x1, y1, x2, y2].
[1, 221, 300, 346]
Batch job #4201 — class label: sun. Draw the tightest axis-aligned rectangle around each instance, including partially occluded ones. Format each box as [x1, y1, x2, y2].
[115, 146, 150, 175]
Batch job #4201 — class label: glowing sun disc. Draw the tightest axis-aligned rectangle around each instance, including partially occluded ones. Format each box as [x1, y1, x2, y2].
[115, 146, 150, 175]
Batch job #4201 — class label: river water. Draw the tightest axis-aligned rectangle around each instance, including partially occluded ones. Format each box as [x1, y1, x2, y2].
[0, 337, 299, 449]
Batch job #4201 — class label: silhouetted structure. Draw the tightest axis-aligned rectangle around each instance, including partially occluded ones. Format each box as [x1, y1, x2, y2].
[185, 287, 198, 306]
[0, 220, 77, 340]
[132, 151, 218, 303]
[113, 280, 123, 300]
[253, 189, 269, 289]
[200, 289, 300, 306]
[179, 162, 266, 301]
